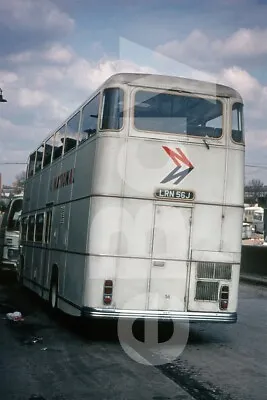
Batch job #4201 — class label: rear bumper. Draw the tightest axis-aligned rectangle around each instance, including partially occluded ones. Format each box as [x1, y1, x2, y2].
[82, 307, 237, 323]
[1, 246, 20, 271]
[0, 259, 18, 270]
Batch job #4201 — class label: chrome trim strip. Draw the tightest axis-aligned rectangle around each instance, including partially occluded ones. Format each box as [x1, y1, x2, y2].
[21, 193, 244, 215]
[0, 261, 17, 270]
[82, 307, 237, 323]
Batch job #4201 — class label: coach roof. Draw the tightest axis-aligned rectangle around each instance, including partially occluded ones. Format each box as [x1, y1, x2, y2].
[31, 72, 243, 152]
[102, 72, 243, 102]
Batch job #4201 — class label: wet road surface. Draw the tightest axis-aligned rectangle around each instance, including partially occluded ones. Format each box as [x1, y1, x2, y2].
[0, 273, 266, 400]
[157, 283, 267, 400]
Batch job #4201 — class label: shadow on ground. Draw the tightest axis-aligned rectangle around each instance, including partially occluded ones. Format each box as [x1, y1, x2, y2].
[0, 271, 230, 351]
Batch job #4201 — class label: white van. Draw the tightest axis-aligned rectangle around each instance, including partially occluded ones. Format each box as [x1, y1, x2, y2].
[0, 194, 23, 271]
[244, 206, 264, 234]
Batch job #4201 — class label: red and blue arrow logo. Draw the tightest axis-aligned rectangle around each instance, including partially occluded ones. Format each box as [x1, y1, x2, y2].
[161, 146, 194, 185]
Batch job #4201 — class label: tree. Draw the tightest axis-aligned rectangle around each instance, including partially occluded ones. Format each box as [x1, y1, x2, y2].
[0, 199, 8, 212]
[245, 179, 264, 204]
[12, 170, 26, 194]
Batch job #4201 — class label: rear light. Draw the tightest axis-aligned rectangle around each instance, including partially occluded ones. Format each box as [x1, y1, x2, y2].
[219, 285, 229, 310]
[103, 280, 113, 305]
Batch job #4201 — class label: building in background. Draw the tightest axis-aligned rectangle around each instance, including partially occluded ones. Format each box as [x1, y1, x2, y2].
[244, 186, 267, 205]
[1, 185, 18, 199]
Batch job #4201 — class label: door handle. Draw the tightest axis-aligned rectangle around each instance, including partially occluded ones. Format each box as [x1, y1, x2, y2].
[153, 260, 165, 267]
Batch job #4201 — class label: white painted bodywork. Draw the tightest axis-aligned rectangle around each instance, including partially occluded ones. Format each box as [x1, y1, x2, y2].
[20, 73, 244, 322]
[242, 223, 253, 239]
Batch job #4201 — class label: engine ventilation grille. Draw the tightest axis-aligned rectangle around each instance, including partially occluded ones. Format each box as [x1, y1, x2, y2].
[195, 281, 219, 301]
[197, 262, 232, 280]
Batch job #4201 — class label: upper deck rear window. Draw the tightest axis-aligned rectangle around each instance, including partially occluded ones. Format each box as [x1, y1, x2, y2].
[134, 90, 223, 138]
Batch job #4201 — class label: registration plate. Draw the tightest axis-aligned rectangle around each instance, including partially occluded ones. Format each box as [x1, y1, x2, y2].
[155, 188, 195, 201]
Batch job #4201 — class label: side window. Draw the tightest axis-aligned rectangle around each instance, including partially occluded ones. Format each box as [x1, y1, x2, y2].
[35, 213, 44, 243]
[21, 217, 28, 241]
[80, 94, 100, 144]
[101, 88, 124, 130]
[43, 135, 54, 168]
[35, 144, 44, 173]
[27, 215, 35, 242]
[28, 153, 36, 178]
[7, 199, 22, 231]
[45, 210, 52, 243]
[232, 103, 244, 143]
[53, 126, 65, 160]
[65, 112, 80, 154]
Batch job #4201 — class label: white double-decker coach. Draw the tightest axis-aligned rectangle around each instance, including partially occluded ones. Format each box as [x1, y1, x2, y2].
[19, 73, 244, 323]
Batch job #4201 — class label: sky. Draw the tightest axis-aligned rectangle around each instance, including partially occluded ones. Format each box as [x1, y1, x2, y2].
[0, 0, 267, 185]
